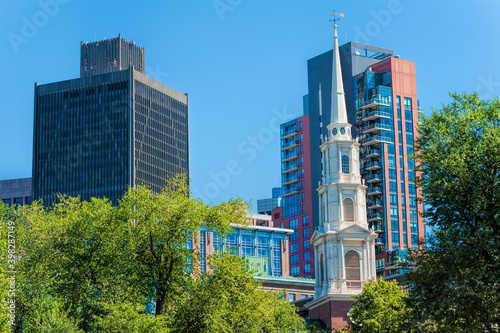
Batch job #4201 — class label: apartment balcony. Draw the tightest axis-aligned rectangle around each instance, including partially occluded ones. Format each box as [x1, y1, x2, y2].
[368, 213, 384, 222]
[282, 182, 300, 197]
[361, 122, 391, 134]
[364, 161, 381, 171]
[361, 97, 390, 110]
[368, 200, 383, 209]
[282, 171, 300, 186]
[365, 148, 381, 158]
[362, 134, 392, 146]
[281, 159, 299, 174]
[281, 147, 299, 162]
[280, 127, 298, 139]
[375, 238, 385, 246]
[281, 137, 298, 150]
[367, 186, 382, 196]
[365, 172, 382, 183]
[361, 109, 391, 122]
[417, 106, 424, 113]
[370, 222, 385, 233]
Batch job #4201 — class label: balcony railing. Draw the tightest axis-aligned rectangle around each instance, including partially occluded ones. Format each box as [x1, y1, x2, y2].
[281, 147, 299, 161]
[361, 122, 391, 134]
[280, 126, 298, 138]
[365, 172, 382, 183]
[367, 186, 382, 196]
[281, 159, 299, 173]
[367, 200, 383, 209]
[365, 148, 381, 158]
[370, 223, 385, 233]
[282, 171, 300, 185]
[364, 161, 382, 170]
[282, 182, 300, 196]
[361, 109, 391, 121]
[362, 134, 392, 146]
[368, 213, 384, 222]
[281, 137, 298, 150]
[361, 97, 391, 110]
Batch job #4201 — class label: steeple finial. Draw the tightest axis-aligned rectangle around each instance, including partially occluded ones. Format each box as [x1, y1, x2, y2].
[328, 11, 349, 126]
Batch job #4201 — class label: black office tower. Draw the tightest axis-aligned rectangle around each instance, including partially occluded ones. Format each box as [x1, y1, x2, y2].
[33, 36, 189, 206]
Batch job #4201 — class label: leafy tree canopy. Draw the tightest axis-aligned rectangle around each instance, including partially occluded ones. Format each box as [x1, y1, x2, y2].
[407, 93, 500, 332]
[338, 278, 411, 333]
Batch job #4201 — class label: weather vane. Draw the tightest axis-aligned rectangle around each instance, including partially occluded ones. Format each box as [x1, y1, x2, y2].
[329, 10, 344, 28]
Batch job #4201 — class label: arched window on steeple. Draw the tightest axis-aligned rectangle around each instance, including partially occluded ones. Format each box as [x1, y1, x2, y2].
[343, 197, 354, 222]
[341, 155, 350, 174]
[345, 250, 361, 289]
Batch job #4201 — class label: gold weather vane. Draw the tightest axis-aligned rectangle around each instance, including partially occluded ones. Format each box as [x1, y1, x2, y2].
[329, 10, 344, 29]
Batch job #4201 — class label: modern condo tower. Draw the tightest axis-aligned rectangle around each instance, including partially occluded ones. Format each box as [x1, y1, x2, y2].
[33, 36, 189, 206]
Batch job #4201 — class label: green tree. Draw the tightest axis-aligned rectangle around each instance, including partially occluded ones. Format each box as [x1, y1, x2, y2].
[171, 253, 306, 333]
[0, 203, 14, 332]
[407, 93, 500, 332]
[90, 302, 169, 333]
[338, 278, 411, 333]
[13, 175, 246, 332]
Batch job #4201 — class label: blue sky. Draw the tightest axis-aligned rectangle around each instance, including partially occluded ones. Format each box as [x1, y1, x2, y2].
[1, 0, 499, 211]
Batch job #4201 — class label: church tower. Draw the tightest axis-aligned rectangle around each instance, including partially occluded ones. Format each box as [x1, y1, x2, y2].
[306, 16, 377, 331]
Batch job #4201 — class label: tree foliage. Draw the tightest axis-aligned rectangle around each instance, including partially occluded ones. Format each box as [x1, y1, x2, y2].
[338, 278, 411, 333]
[1, 175, 309, 332]
[171, 253, 306, 333]
[407, 93, 500, 332]
[7, 175, 252, 332]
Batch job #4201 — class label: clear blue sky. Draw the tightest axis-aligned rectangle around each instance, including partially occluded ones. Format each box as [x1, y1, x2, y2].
[1, 0, 499, 211]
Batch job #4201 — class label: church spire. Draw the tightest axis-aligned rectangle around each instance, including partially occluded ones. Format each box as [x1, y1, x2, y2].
[329, 18, 348, 125]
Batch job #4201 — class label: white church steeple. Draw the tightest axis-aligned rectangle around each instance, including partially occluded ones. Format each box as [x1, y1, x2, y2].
[307, 15, 377, 319]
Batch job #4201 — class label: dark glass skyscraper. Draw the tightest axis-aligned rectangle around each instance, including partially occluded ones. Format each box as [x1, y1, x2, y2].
[33, 36, 189, 206]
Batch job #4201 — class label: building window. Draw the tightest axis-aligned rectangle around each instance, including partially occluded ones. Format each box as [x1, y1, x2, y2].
[303, 239, 310, 250]
[302, 204, 305, 214]
[345, 250, 360, 286]
[291, 266, 300, 276]
[343, 198, 354, 222]
[289, 293, 295, 302]
[225, 233, 237, 254]
[388, 156, 396, 167]
[273, 239, 282, 276]
[303, 228, 309, 238]
[242, 235, 253, 256]
[290, 231, 299, 241]
[303, 251, 310, 262]
[302, 215, 309, 226]
[301, 192, 305, 202]
[301, 168, 304, 178]
[290, 243, 299, 253]
[341, 155, 350, 173]
[301, 180, 304, 190]
[300, 145, 303, 154]
[299, 121, 303, 131]
[257, 237, 269, 257]
[213, 233, 222, 252]
[291, 254, 300, 265]
[200, 232, 206, 273]
[301, 294, 308, 300]
[289, 218, 298, 229]
[304, 263, 310, 273]
[300, 156, 304, 166]
[300, 133, 303, 143]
